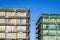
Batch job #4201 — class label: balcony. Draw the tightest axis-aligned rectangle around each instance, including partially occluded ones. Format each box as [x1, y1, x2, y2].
[6, 33, 16, 39]
[6, 30, 30, 33]
[4, 23, 30, 26]
[17, 33, 26, 39]
[5, 16, 30, 19]
[43, 19, 60, 24]
[43, 36, 56, 40]
[0, 33, 5, 38]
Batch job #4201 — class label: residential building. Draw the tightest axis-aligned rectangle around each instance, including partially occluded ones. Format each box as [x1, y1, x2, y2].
[36, 14, 60, 40]
[0, 8, 30, 40]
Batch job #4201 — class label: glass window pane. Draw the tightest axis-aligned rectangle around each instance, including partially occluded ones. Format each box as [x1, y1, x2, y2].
[58, 36, 60, 40]
[50, 19, 56, 23]
[17, 19, 26, 24]
[57, 30, 60, 36]
[43, 36, 48, 40]
[49, 36, 56, 40]
[43, 30, 48, 35]
[6, 12, 16, 17]
[57, 19, 60, 23]
[6, 26, 16, 32]
[49, 30, 56, 36]
[6, 33, 16, 39]
[49, 25, 56, 29]
[46, 25, 49, 29]
[0, 12, 5, 16]
[0, 33, 5, 38]
[6, 19, 17, 25]
[0, 26, 5, 31]
[43, 24, 46, 29]
[43, 19, 49, 22]
[0, 19, 5, 23]
[17, 26, 26, 32]
[16, 12, 26, 17]
[17, 33, 26, 39]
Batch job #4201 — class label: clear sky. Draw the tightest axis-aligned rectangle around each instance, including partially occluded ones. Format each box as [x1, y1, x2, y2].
[0, 0, 60, 40]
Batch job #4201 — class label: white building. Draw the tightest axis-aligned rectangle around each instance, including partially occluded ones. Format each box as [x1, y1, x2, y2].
[0, 8, 30, 40]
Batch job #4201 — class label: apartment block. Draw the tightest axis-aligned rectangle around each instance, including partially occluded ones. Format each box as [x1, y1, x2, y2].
[36, 14, 60, 40]
[0, 8, 30, 40]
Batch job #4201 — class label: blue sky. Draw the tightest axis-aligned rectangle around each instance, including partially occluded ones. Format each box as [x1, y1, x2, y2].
[0, 0, 60, 40]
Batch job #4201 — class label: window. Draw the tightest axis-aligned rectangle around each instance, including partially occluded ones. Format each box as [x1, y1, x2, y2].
[49, 30, 56, 36]
[0, 26, 5, 31]
[6, 33, 16, 39]
[6, 19, 17, 25]
[6, 12, 16, 17]
[43, 19, 49, 22]
[43, 24, 46, 29]
[0, 19, 5, 23]
[0, 12, 5, 16]
[56, 25, 60, 29]
[57, 19, 60, 22]
[0, 33, 5, 38]
[59, 25, 60, 29]
[50, 19, 56, 23]
[17, 19, 22, 24]
[58, 31, 60, 36]
[43, 30, 48, 35]
[49, 25, 56, 29]
[6, 26, 16, 32]
[43, 36, 48, 40]
[16, 12, 26, 17]
[17, 33, 26, 38]
[58, 37, 60, 40]
[17, 26, 26, 32]
[10, 19, 16, 24]
[17, 19, 26, 24]
[49, 36, 56, 40]
[46, 25, 49, 29]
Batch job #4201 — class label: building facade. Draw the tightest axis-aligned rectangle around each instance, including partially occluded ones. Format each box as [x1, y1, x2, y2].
[0, 8, 30, 40]
[36, 14, 60, 40]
